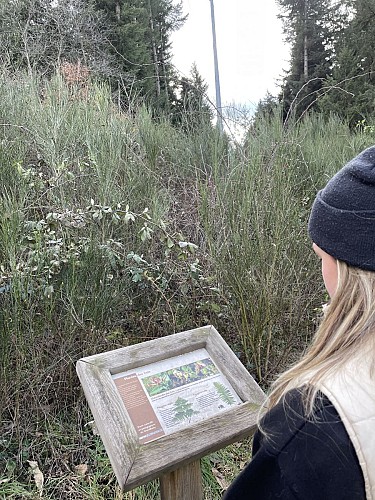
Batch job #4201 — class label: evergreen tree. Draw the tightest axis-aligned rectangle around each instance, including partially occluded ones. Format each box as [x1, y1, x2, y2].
[320, 0, 375, 126]
[254, 92, 279, 121]
[277, 0, 335, 120]
[146, 0, 187, 111]
[95, 0, 154, 97]
[95, 0, 186, 113]
[172, 63, 213, 131]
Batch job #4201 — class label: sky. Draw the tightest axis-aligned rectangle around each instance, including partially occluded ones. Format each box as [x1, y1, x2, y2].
[171, 0, 291, 113]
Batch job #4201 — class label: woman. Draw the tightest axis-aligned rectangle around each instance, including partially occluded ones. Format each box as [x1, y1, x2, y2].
[224, 145, 375, 499]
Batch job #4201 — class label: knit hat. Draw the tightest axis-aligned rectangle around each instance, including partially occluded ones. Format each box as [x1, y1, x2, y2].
[308, 145, 375, 271]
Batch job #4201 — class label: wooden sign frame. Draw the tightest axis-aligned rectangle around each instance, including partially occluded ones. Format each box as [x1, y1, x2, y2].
[76, 325, 265, 491]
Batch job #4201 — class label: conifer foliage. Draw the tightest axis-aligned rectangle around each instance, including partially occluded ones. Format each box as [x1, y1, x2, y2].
[265, 0, 375, 125]
[277, 0, 334, 120]
[173, 63, 213, 131]
[94, 0, 187, 112]
[320, 0, 375, 126]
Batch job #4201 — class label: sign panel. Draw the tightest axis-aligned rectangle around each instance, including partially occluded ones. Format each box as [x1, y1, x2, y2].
[76, 325, 266, 491]
[112, 348, 242, 444]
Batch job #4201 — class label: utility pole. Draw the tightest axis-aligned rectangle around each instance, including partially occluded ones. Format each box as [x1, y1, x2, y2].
[209, 0, 223, 132]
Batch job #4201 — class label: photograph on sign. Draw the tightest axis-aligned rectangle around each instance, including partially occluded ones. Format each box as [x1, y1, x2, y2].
[112, 348, 242, 444]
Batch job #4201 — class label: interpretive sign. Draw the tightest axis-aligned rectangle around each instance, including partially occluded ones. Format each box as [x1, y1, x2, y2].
[112, 348, 242, 444]
[76, 325, 265, 493]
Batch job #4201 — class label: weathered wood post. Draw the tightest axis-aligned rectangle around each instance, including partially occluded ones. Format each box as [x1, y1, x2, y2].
[159, 461, 202, 500]
[76, 326, 265, 497]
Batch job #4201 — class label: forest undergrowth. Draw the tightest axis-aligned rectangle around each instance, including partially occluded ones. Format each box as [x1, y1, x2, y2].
[1, 71, 374, 499]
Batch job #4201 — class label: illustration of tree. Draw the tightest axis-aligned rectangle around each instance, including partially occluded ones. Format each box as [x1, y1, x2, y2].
[172, 397, 198, 423]
[214, 382, 236, 406]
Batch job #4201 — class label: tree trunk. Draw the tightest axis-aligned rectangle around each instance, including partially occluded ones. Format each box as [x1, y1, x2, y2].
[303, 0, 308, 79]
[148, 0, 161, 97]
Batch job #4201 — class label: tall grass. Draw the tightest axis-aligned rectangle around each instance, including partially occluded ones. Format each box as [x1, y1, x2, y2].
[0, 70, 374, 498]
[198, 112, 374, 381]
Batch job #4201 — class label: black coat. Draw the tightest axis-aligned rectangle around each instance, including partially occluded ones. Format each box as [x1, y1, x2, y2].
[223, 388, 366, 499]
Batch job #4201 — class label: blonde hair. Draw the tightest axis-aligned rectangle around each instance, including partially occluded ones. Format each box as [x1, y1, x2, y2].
[267, 259, 375, 415]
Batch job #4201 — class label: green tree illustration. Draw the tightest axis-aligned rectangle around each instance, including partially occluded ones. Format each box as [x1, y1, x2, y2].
[214, 382, 236, 406]
[172, 397, 199, 423]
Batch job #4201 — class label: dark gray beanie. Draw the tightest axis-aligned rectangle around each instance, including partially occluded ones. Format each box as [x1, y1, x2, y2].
[308, 145, 375, 271]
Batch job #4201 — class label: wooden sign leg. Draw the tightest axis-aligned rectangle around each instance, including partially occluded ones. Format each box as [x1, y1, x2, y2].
[159, 460, 203, 500]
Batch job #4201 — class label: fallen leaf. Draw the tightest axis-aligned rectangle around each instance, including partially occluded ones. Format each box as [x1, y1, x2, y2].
[74, 464, 88, 476]
[28, 460, 44, 497]
[211, 467, 230, 490]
